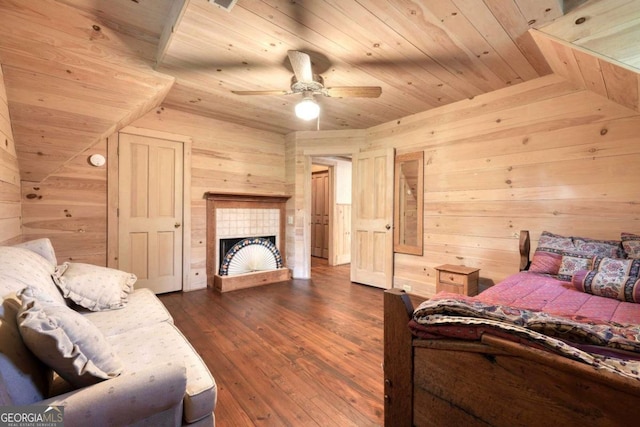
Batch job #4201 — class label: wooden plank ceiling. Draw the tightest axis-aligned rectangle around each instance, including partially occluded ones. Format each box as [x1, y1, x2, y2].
[0, 0, 619, 183]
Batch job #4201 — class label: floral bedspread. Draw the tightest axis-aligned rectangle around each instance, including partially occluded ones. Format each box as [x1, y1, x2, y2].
[411, 296, 640, 381]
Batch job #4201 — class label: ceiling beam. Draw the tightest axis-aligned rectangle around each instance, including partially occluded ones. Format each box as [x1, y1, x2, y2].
[156, 0, 191, 68]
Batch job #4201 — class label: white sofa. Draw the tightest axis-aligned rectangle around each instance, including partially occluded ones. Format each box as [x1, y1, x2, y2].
[0, 239, 217, 426]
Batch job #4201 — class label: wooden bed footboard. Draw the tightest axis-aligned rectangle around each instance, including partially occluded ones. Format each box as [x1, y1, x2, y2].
[383, 289, 640, 427]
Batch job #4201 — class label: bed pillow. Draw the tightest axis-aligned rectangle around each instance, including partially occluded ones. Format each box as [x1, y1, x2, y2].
[16, 287, 123, 388]
[572, 270, 640, 303]
[621, 233, 640, 259]
[572, 236, 622, 258]
[592, 256, 640, 278]
[557, 254, 594, 281]
[52, 262, 136, 312]
[529, 231, 575, 275]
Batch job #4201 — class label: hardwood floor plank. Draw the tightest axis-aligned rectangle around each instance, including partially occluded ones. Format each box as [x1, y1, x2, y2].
[160, 259, 386, 426]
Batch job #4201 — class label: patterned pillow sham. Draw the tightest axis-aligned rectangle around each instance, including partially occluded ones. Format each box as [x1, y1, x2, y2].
[529, 231, 575, 275]
[52, 263, 136, 312]
[529, 231, 623, 276]
[592, 256, 640, 278]
[622, 232, 640, 259]
[572, 270, 640, 303]
[557, 254, 594, 281]
[572, 236, 622, 258]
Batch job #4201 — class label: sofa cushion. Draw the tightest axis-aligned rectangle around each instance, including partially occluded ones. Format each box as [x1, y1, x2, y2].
[108, 321, 217, 423]
[0, 246, 65, 305]
[52, 262, 136, 312]
[80, 288, 173, 337]
[0, 295, 49, 405]
[17, 287, 124, 388]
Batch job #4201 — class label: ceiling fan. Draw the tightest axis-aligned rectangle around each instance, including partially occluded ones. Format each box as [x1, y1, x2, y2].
[231, 50, 382, 121]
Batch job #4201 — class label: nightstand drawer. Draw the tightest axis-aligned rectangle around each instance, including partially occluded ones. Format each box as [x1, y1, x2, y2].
[438, 282, 464, 294]
[438, 270, 466, 286]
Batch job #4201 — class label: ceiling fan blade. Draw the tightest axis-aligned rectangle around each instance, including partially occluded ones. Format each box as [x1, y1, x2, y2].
[287, 50, 313, 83]
[325, 86, 382, 98]
[231, 90, 290, 96]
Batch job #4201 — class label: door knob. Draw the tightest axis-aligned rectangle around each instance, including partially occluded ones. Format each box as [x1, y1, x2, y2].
[175, 222, 181, 228]
[385, 224, 391, 230]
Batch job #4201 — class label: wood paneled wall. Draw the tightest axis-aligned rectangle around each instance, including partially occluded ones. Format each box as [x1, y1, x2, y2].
[20, 141, 107, 264]
[366, 73, 640, 298]
[129, 107, 287, 290]
[0, 64, 21, 244]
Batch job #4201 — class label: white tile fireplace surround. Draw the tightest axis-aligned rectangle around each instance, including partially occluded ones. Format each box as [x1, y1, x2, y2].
[215, 207, 280, 273]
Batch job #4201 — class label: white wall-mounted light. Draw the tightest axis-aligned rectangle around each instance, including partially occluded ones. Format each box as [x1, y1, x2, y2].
[295, 94, 320, 121]
[88, 153, 106, 167]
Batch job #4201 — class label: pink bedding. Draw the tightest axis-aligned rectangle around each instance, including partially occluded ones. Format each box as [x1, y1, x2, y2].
[410, 271, 640, 369]
[475, 271, 640, 325]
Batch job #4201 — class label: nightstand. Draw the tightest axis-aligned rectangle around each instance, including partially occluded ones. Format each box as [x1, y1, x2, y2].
[435, 264, 480, 296]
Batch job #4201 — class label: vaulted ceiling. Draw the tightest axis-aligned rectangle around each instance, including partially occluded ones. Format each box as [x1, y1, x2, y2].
[0, 0, 638, 182]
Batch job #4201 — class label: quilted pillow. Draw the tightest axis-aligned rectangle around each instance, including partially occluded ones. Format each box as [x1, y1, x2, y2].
[52, 263, 136, 312]
[529, 231, 575, 275]
[621, 232, 640, 259]
[572, 270, 640, 303]
[16, 287, 123, 388]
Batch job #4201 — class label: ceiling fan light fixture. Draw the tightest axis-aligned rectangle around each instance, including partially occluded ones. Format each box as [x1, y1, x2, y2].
[295, 96, 320, 121]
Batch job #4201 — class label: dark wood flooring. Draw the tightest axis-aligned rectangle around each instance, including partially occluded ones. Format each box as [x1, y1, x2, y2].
[159, 258, 386, 426]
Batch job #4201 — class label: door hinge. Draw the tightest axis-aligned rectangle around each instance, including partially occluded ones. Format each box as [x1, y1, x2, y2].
[117, 208, 119, 217]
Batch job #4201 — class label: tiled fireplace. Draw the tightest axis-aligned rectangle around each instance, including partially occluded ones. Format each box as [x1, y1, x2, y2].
[205, 192, 291, 292]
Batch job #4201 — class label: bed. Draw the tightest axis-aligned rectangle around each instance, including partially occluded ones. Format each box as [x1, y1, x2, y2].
[384, 230, 640, 426]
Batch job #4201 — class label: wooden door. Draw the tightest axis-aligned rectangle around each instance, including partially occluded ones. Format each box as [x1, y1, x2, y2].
[311, 170, 329, 258]
[118, 133, 184, 294]
[351, 148, 394, 289]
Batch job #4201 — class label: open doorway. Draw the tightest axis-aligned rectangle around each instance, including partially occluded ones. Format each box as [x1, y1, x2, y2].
[311, 165, 329, 260]
[310, 156, 352, 276]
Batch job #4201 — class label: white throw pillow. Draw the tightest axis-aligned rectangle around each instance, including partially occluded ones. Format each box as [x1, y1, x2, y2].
[52, 262, 136, 312]
[0, 246, 66, 305]
[17, 287, 124, 388]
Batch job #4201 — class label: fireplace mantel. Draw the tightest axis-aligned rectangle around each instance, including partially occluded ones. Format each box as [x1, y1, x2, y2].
[205, 192, 291, 291]
[204, 192, 291, 205]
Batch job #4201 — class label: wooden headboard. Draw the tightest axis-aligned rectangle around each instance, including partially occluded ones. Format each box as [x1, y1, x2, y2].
[519, 230, 531, 271]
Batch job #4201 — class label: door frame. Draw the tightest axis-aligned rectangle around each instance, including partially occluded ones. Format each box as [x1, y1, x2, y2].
[106, 126, 193, 290]
[311, 162, 334, 263]
[302, 147, 353, 277]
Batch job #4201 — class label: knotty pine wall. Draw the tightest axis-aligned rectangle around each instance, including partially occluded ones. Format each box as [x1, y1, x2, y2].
[0, 64, 21, 244]
[129, 107, 287, 290]
[20, 141, 107, 264]
[366, 73, 640, 298]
